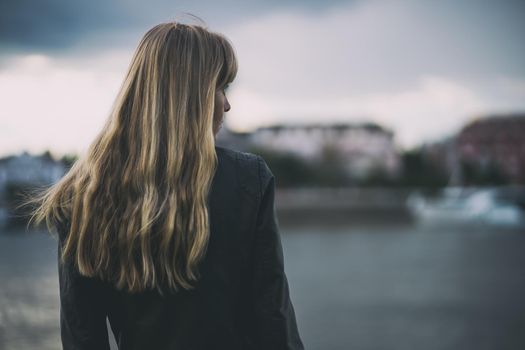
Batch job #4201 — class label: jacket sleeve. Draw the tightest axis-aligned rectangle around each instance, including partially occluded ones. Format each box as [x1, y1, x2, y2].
[56, 221, 111, 350]
[249, 156, 305, 350]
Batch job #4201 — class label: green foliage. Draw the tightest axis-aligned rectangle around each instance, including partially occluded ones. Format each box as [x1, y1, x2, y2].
[246, 145, 351, 188]
[60, 153, 78, 169]
[246, 146, 466, 188]
[313, 145, 352, 187]
[460, 159, 508, 186]
[358, 166, 397, 187]
[398, 149, 448, 188]
[246, 146, 317, 187]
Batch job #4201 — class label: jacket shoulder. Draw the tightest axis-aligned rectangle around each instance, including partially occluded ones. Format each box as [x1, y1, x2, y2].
[215, 145, 257, 162]
[215, 146, 273, 200]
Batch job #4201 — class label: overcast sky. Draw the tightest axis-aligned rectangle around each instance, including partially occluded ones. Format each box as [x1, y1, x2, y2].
[1, 0, 524, 157]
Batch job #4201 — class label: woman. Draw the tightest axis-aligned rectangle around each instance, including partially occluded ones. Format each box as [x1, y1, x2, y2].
[26, 21, 305, 349]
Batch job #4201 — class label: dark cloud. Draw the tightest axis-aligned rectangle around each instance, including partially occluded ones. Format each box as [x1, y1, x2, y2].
[0, 0, 135, 52]
[0, 0, 353, 54]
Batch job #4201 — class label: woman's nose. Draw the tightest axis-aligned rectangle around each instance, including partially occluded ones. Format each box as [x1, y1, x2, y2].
[224, 98, 231, 112]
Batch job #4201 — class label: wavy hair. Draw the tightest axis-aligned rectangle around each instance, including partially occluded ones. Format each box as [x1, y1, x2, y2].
[24, 21, 238, 294]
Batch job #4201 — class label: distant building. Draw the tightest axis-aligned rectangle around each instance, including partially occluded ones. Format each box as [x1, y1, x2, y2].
[217, 122, 401, 180]
[456, 113, 525, 184]
[0, 151, 66, 227]
[0, 151, 66, 201]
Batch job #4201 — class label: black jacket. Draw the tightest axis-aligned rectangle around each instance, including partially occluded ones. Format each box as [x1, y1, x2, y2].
[56, 145, 305, 350]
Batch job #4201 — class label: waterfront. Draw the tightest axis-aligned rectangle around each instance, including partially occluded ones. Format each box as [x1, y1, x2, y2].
[0, 218, 524, 350]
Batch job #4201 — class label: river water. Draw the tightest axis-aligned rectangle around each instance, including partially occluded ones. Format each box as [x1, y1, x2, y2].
[1, 219, 524, 350]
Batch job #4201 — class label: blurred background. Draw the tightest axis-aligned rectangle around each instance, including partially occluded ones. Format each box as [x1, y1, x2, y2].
[1, 0, 524, 349]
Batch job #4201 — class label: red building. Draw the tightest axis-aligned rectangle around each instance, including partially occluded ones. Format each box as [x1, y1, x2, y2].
[456, 114, 525, 184]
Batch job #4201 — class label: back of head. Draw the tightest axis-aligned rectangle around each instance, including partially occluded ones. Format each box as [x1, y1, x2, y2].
[26, 20, 238, 295]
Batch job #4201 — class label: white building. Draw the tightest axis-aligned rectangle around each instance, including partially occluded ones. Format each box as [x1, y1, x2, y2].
[0, 151, 66, 193]
[250, 123, 401, 179]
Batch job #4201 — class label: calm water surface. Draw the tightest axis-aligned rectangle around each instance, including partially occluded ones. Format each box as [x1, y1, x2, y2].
[1, 221, 524, 350]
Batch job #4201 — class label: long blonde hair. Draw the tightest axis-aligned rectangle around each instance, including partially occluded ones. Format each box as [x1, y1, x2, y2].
[24, 21, 237, 294]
